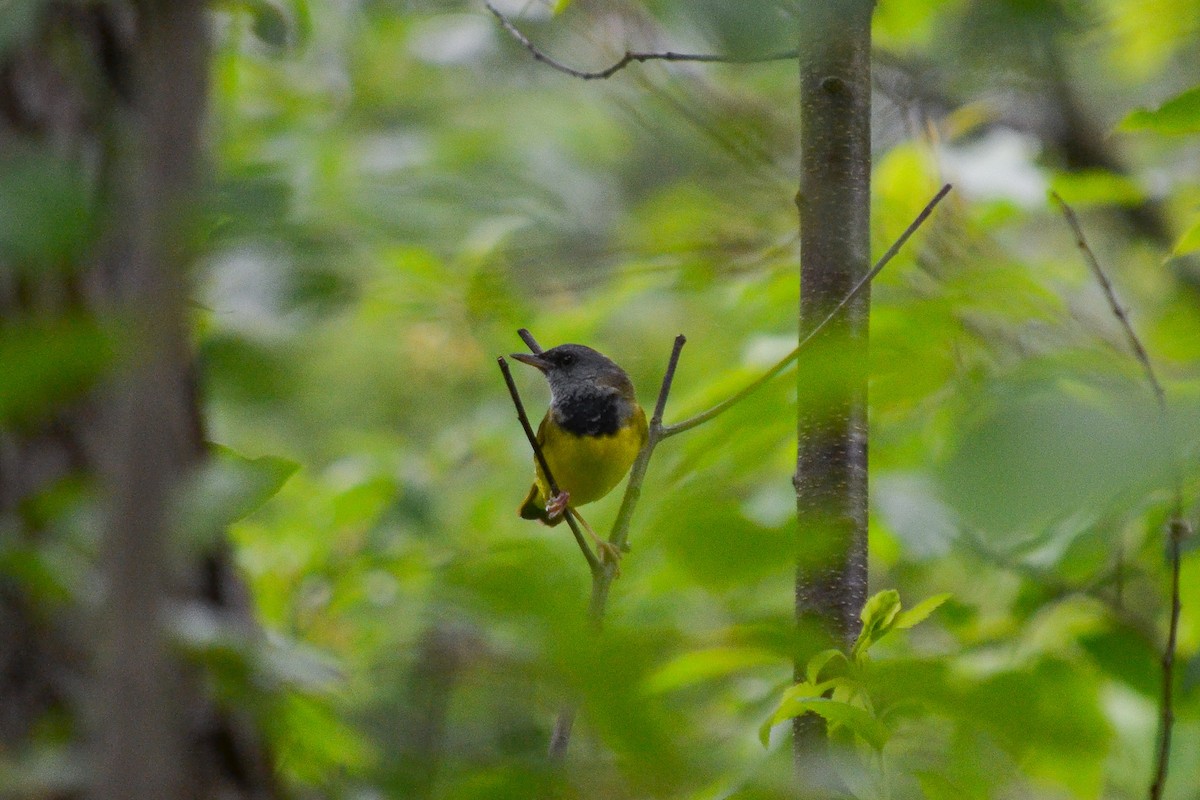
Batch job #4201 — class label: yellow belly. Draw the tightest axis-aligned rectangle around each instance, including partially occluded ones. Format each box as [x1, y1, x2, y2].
[532, 406, 647, 508]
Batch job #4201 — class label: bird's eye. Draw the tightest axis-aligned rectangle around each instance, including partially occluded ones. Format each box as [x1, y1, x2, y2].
[560, 353, 576, 366]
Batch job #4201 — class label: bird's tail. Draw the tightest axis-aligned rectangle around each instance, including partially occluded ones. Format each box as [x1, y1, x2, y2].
[519, 484, 562, 526]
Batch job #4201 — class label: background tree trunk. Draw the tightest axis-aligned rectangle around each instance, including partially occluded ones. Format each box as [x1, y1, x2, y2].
[0, 4, 275, 797]
[793, 0, 875, 777]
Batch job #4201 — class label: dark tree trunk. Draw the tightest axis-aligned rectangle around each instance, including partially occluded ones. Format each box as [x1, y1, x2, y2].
[793, 0, 875, 777]
[0, 4, 275, 798]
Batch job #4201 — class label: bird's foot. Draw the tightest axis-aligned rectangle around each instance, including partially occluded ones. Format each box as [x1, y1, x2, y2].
[571, 509, 621, 578]
[593, 538, 623, 577]
[545, 491, 570, 520]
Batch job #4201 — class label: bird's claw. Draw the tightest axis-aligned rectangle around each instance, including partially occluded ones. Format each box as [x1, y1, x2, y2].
[546, 491, 570, 520]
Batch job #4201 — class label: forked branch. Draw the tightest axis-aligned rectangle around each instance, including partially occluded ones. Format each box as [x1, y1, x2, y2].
[1052, 192, 1188, 800]
[485, 1, 797, 80]
[1052, 193, 1165, 410]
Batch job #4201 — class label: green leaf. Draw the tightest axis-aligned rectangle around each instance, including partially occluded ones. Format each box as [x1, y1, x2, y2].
[215, 0, 305, 50]
[865, 657, 1112, 795]
[852, 590, 902, 659]
[644, 646, 778, 694]
[552, 0, 574, 13]
[1119, 84, 1200, 134]
[1048, 170, 1145, 207]
[178, 445, 299, 545]
[760, 696, 889, 750]
[0, 317, 113, 425]
[1173, 214, 1200, 256]
[895, 593, 951, 629]
[267, 694, 377, 783]
[939, 372, 1189, 537]
[916, 771, 977, 800]
[806, 648, 848, 684]
[777, 679, 843, 704]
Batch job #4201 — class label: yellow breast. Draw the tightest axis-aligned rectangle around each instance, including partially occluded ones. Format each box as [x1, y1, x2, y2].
[534, 405, 647, 507]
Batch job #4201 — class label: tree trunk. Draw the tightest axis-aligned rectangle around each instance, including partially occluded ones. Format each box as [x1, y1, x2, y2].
[0, 4, 275, 798]
[793, 0, 875, 776]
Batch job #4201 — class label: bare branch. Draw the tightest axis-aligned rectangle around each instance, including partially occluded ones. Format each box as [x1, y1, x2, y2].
[1051, 193, 1166, 411]
[517, 327, 543, 354]
[1151, 518, 1189, 800]
[610, 334, 686, 551]
[1051, 193, 1189, 800]
[651, 334, 688, 426]
[661, 183, 952, 439]
[485, 1, 797, 81]
[498, 356, 601, 574]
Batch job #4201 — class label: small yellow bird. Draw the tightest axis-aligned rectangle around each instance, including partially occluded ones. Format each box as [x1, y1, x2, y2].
[512, 344, 647, 562]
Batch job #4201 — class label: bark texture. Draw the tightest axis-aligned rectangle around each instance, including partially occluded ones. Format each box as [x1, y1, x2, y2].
[793, 0, 875, 772]
[0, 4, 275, 798]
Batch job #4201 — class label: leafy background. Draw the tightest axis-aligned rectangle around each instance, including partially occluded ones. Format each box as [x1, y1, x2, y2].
[9, 0, 1200, 798]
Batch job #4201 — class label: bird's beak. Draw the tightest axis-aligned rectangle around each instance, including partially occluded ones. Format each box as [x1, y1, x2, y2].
[511, 352, 552, 372]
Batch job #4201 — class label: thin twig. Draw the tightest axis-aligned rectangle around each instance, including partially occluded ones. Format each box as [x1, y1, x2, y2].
[498, 356, 601, 574]
[547, 705, 577, 761]
[608, 335, 687, 554]
[485, 1, 797, 81]
[518, 327, 543, 354]
[1051, 193, 1165, 411]
[1151, 518, 1188, 800]
[1051, 194, 1188, 800]
[546, 333, 687, 759]
[662, 183, 952, 439]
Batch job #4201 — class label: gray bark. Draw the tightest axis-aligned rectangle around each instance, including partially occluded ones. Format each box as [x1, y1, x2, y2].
[0, 5, 276, 798]
[793, 0, 875, 775]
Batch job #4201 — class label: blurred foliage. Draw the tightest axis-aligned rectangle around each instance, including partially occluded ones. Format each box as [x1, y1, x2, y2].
[4, 0, 1200, 798]
[1121, 84, 1200, 135]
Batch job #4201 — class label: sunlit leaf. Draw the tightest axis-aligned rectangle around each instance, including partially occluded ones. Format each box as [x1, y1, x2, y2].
[806, 648, 849, 684]
[852, 590, 902, 659]
[895, 593, 951, 629]
[1173, 214, 1200, 256]
[916, 771, 977, 800]
[1048, 170, 1146, 207]
[269, 694, 377, 784]
[760, 696, 889, 750]
[1119, 84, 1200, 134]
[644, 646, 778, 694]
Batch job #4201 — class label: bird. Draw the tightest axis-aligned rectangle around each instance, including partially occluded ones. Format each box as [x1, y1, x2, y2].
[511, 343, 647, 566]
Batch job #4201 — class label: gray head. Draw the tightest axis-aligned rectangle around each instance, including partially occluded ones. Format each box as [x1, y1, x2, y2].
[510, 343, 635, 404]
